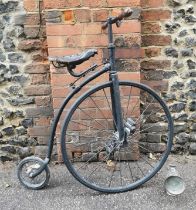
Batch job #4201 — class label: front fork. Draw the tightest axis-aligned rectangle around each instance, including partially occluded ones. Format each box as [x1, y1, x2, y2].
[110, 73, 125, 142]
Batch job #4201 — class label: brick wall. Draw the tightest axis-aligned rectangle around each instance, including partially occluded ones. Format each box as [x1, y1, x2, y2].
[44, 0, 142, 161]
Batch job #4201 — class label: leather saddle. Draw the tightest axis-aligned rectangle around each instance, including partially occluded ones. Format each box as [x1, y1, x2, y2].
[48, 49, 98, 67]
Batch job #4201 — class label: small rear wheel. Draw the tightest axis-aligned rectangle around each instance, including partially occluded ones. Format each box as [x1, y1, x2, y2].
[61, 81, 173, 193]
[17, 156, 50, 190]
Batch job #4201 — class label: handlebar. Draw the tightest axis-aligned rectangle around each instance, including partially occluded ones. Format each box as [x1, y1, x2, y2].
[102, 8, 133, 30]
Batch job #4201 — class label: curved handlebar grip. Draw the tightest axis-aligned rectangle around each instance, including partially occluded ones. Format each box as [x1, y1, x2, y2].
[101, 8, 133, 30]
[116, 8, 133, 21]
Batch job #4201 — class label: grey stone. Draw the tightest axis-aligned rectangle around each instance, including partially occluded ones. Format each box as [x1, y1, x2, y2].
[190, 133, 196, 142]
[174, 9, 185, 19]
[191, 123, 196, 131]
[114, 37, 125, 47]
[12, 75, 28, 84]
[44, 11, 62, 19]
[165, 22, 180, 33]
[7, 97, 34, 106]
[171, 81, 184, 90]
[193, 28, 196, 34]
[185, 15, 196, 23]
[2, 126, 14, 136]
[3, 38, 15, 51]
[162, 92, 176, 101]
[0, 151, 13, 162]
[171, 144, 184, 154]
[2, 108, 13, 119]
[7, 85, 21, 95]
[189, 143, 196, 155]
[1, 144, 16, 154]
[81, 152, 97, 162]
[165, 48, 178, 57]
[190, 71, 196, 77]
[189, 101, 196, 111]
[186, 79, 196, 90]
[14, 110, 24, 118]
[20, 118, 33, 128]
[187, 60, 196, 69]
[17, 147, 33, 159]
[168, 0, 182, 6]
[174, 123, 188, 134]
[0, 49, 6, 62]
[173, 113, 188, 121]
[174, 61, 184, 69]
[179, 29, 187, 37]
[175, 132, 189, 145]
[186, 90, 196, 99]
[0, 31, 3, 42]
[14, 13, 26, 25]
[0, 116, 3, 125]
[169, 102, 186, 112]
[188, 113, 196, 122]
[46, 17, 61, 23]
[181, 49, 193, 57]
[185, 37, 196, 47]
[8, 53, 24, 63]
[9, 65, 19, 74]
[163, 71, 177, 79]
[16, 126, 27, 135]
[186, 6, 194, 14]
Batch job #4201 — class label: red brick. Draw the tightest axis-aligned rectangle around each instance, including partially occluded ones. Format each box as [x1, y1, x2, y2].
[82, 0, 105, 7]
[92, 9, 109, 22]
[52, 87, 70, 98]
[83, 23, 102, 34]
[48, 48, 80, 57]
[25, 63, 49, 74]
[35, 117, 51, 126]
[141, 10, 171, 21]
[44, 0, 81, 9]
[141, 60, 171, 70]
[26, 106, 53, 117]
[24, 26, 46, 38]
[142, 35, 171, 46]
[28, 126, 51, 136]
[141, 22, 161, 34]
[24, 85, 51, 96]
[103, 48, 144, 59]
[18, 39, 42, 51]
[46, 24, 82, 36]
[74, 9, 91, 23]
[63, 10, 75, 22]
[31, 74, 49, 85]
[145, 47, 161, 57]
[141, 80, 168, 91]
[25, 13, 45, 25]
[113, 21, 141, 34]
[35, 96, 51, 106]
[24, 0, 38, 12]
[51, 74, 76, 86]
[141, 0, 165, 8]
[107, 0, 140, 7]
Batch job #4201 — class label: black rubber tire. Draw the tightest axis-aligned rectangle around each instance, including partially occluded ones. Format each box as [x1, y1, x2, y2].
[61, 81, 173, 193]
[17, 156, 50, 190]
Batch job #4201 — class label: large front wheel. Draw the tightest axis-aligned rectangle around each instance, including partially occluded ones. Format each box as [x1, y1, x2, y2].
[61, 81, 173, 193]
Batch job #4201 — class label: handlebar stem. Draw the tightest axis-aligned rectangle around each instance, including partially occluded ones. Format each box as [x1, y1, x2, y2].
[107, 18, 116, 73]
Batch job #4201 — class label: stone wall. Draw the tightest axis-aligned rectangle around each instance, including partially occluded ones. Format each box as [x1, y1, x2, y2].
[0, 0, 55, 162]
[141, 0, 196, 154]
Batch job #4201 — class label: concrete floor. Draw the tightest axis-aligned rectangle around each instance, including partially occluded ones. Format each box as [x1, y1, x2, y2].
[0, 155, 196, 210]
